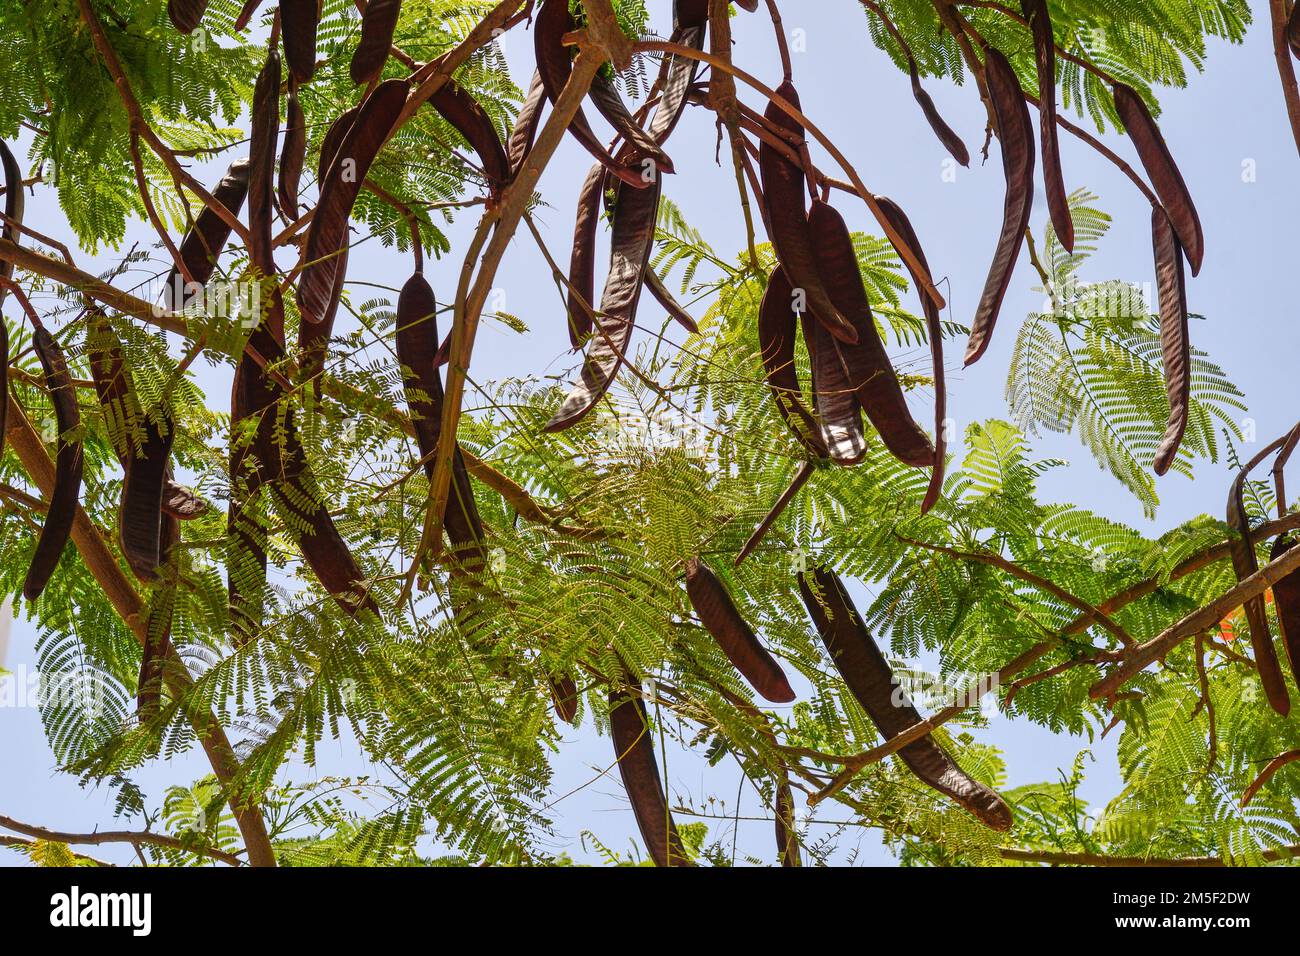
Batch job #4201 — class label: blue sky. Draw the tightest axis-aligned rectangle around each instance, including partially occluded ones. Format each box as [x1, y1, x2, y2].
[1, 2, 1291, 865]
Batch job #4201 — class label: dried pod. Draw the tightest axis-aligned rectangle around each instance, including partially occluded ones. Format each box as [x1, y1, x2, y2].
[908, 57, 968, 167]
[808, 199, 933, 468]
[642, 268, 698, 334]
[733, 0, 759, 10]
[1, 139, 25, 307]
[1269, 534, 1300, 681]
[965, 45, 1035, 367]
[588, 72, 674, 174]
[801, 310, 866, 466]
[317, 106, 362, 183]
[798, 568, 1014, 830]
[758, 80, 856, 344]
[228, 353, 277, 634]
[507, 71, 547, 174]
[684, 558, 795, 703]
[248, 46, 281, 280]
[235, 0, 266, 31]
[548, 673, 579, 724]
[298, 79, 408, 325]
[645, 0, 709, 143]
[1227, 470, 1290, 715]
[24, 327, 84, 601]
[351, 0, 402, 86]
[428, 80, 511, 197]
[736, 460, 815, 567]
[299, 246, 347, 392]
[774, 775, 800, 867]
[119, 403, 177, 582]
[1021, 0, 1073, 252]
[280, 0, 319, 84]
[1113, 83, 1204, 275]
[758, 267, 827, 458]
[544, 175, 662, 432]
[875, 196, 946, 512]
[1151, 206, 1189, 476]
[278, 83, 307, 220]
[609, 668, 693, 866]
[566, 163, 605, 349]
[162, 159, 251, 312]
[167, 0, 208, 33]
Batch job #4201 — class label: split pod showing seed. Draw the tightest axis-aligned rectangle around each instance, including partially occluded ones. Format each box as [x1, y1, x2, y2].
[1021, 0, 1073, 253]
[1112, 83, 1204, 275]
[1269, 534, 1300, 681]
[299, 79, 408, 325]
[507, 71, 547, 174]
[427, 81, 511, 199]
[167, 0, 208, 33]
[907, 57, 968, 167]
[966, 45, 1035, 368]
[351, 0, 402, 86]
[808, 199, 933, 468]
[608, 666, 693, 866]
[684, 557, 795, 703]
[1227, 468, 1290, 715]
[248, 46, 281, 280]
[1151, 206, 1190, 476]
[798, 567, 1014, 830]
[758, 81, 856, 345]
[162, 159, 251, 312]
[280, 0, 319, 84]
[758, 267, 828, 458]
[24, 326, 84, 601]
[278, 83, 307, 221]
[1, 139, 26, 307]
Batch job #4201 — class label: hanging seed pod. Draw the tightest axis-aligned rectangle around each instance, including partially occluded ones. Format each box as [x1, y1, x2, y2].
[733, 0, 759, 10]
[1112, 83, 1204, 275]
[395, 272, 486, 568]
[351, 0, 402, 86]
[642, 268, 698, 334]
[228, 353, 277, 634]
[507, 71, 547, 174]
[798, 567, 1013, 830]
[299, 246, 347, 392]
[874, 196, 946, 512]
[248, 47, 281, 280]
[645, 0, 709, 144]
[774, 775, 801, 867]
[162, 159, 251, 312]
[1270, 534, 1300, 681]
[808, 199, 933, 468]
[299, 79, 408, 325]
[428, 80, 511, 198]
[609, 666, 693, 866]
[588, 72, 675, 174]
[1021, 0, 1073, 252]
[278, 83, 307, 221]
[735, 460, 816, 567]
[317, 105, 362, 183]
[684, 558, 795, 703]
[566, 163, 605, 349]
[908, 57, 968, 167]
[280, 0, 319, 84]
[758, 80, 856, 345]
[548, 673, 579, 724]
[167, 0, 208, 33]
[801, 310, 866, 465]
[137, 514, 180, 723]
[1, 139, 25, 307]
[544, 175, 662, 432]
[1227, 468, 1290, 715]
[758, 267, 827, 458]
[965, 46, 1035, 367]
[1151, 206, 1190, 476]
[235, 0, 266, 31]
[1289, 4, 1300, 60]
[119, 403, 177, 582]
[24, 327, 84, 601]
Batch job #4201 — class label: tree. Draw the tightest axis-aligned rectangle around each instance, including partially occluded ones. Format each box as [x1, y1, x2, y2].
[1, 0, 1296, 867]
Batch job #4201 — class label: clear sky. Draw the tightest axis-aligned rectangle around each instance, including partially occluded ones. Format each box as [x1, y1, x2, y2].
[1, 2, 1292, 866]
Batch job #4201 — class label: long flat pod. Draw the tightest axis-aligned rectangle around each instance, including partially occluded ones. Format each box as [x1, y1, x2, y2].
[1, 139, 25, 306]
[1021, 0, 1073, 252]
[395, 272, 486, 568]
[684, 558, 795, 703]
[808, 199, 933, 468]
[1112, 83, 1204, 275]
[548, 672, 579, 724]
[608, 669, 693, 866]
[278, 83, 307, 220]
[120, 402, 176, 582]
[298, 79, 408, 325]
[544, 175, 661, 432]
[351, 0, 402, 86]
[758, 267, 826, 458]
[1227, 468, 1290, 714]
[228, 351, 277, 634]
[248, 47, 281, 280]
[24, 326, 84, 601]
[642, 268, 698, 334]
[645, 0, 709, 144]
[566, 163, 605, 349]
[907, 57, 968, 167]
[163, 159, 251, 312]
[875, 196, 946, 511]
[507, 71, 547, 174]
[279, 0, 319, 84]
[428, 81, 511, 197]
[965, 45, 1035, 367]
[801, 311, 866, 465]
[168, 0, 208, 33]
[1151, 206, 1190, 476]
[758, 80, 856, 344]
[299, 246, 347, 392]
[235, 0, 266, 31]
[588, 73, 674, 174]
[798, 567, 1013, 830]
[1269, 535, 1300, 681]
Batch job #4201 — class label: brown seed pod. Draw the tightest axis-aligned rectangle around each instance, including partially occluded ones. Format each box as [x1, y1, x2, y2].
[774, 774, 800, 867]
[24, 326, 84, 601]
[235, 0, 266, 31]
[1269, 534, 1300, 682]
[645, 0, 709, 144]
[566, 163, 605, 349]
[167, 0, 208, 33]
[507, 71, 547, 174]
[249, 46, 281, 281]
[642, 268, 698, 334]
[119, 402, 177, 582]
[808, 199, 933, 468]
[1151, 205, 1190, 476]
[278, 83, 307, 221]
[1290, 4, 1300, 60]
[733, 0, 759, 10]
[1021, 0, 1073, 252]
[428, 80, 511, 198]
[684, 557, 795, 703]
[533, 0, 651, 189]
[908, 56, 969, 167]
[395, 272, 486, 569]
[279, 0, 319, 84]
[759, 80, 856, 345]
[798, 568, 1014, 830]
[351, 0, 402, 86]
[758, 267, 828, 458]
[736, 460, 815, 567]
[298, 79, 408, 325]
[544, 175, 662, 432]
[228, 353, 276, 634]
[162, 159, 251, 312]
[874, 196, 946, 512]
[588, 72, 675, 174]
[298, 246, 347, 392]
[1227, 468, 1290, 715]
[548, 672, 579, 724]
[965, 46, 1035, 368]
[317, 106, 362, 183]
[608, 667, 693, 866]
[802, 310, 866, 466]
[1112, 83, 1204, 276]
[1, 139, 25, 308]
